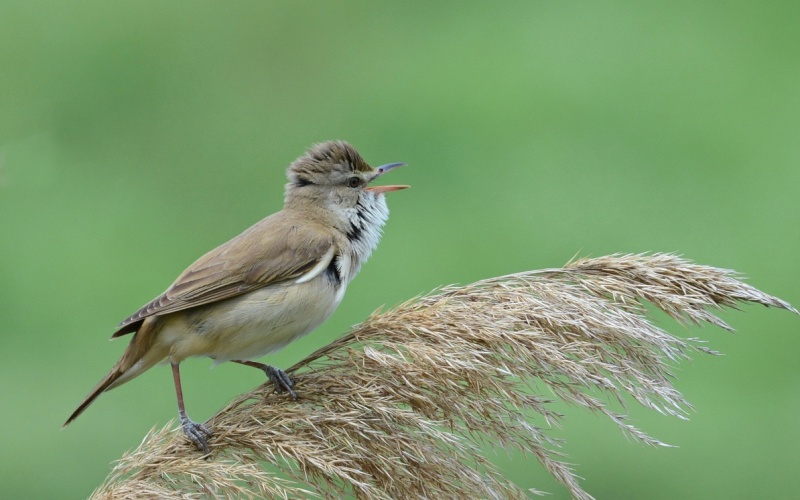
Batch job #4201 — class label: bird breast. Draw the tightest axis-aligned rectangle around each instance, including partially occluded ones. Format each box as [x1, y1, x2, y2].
[163, 276, 346, 363]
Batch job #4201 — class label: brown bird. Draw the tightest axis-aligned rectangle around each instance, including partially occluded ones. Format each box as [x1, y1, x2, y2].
[64, 141, 408, 453]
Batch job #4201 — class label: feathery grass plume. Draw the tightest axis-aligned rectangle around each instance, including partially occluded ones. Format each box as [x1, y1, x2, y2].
[90, 253, 797, 499]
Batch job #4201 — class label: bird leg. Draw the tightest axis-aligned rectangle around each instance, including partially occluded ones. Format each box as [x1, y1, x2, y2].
[232, 360, 297, 399]
[171, 362, 211, 454]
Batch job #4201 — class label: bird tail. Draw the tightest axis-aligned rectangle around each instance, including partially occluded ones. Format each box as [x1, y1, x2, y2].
[63, 318, 165, 427]
[63, 363, 127, 427]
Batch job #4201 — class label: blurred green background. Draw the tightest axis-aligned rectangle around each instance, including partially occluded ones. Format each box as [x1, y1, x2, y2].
[1, 1, 798, 498]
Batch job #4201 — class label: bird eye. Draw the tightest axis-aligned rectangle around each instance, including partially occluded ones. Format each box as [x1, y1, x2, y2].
[347, 177, 361, 188]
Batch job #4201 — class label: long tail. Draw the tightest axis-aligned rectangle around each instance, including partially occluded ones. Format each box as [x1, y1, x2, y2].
[63, 317, 165, 427]
[63, 363, 127, 427]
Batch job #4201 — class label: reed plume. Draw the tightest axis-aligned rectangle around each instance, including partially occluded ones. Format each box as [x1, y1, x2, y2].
[90, 253, 797, 499]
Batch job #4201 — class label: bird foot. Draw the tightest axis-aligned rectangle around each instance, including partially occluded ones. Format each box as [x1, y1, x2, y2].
[232, 360, 297, 399]
[179, 414, 212, 454]
[264, 365, 297, 399]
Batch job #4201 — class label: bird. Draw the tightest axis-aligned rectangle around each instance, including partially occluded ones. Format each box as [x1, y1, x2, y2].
[63, 140, 409, 453]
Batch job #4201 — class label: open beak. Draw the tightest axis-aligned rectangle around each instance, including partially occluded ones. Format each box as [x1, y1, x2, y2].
[367, 162, 410, 194]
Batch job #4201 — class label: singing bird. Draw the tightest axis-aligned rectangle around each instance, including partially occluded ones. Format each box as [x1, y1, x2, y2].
[64, 141, 408, 453]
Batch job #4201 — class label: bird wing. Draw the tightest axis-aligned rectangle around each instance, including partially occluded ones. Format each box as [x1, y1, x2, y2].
[112, 212, 335, 337]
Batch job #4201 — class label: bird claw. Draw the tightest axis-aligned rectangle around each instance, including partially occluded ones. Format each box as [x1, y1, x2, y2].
[264, 365, 297, 399]
[179, 414, 212, 454]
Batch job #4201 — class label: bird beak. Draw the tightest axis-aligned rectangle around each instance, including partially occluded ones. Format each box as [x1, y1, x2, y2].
[375, 162, 406, 175]
[368, 162, 410, 194]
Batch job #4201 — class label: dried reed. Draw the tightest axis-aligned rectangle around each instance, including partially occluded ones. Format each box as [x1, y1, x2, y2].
[90, 253, 797, 499]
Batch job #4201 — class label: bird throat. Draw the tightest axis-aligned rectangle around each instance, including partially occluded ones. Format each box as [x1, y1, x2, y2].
[340, 192, 390, 282]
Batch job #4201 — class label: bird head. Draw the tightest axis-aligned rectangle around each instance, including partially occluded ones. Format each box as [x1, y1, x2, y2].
[285, 141, 408, 210]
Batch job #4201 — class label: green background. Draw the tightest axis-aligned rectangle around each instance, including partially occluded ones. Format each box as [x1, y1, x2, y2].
[2, 2, 798, 498]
